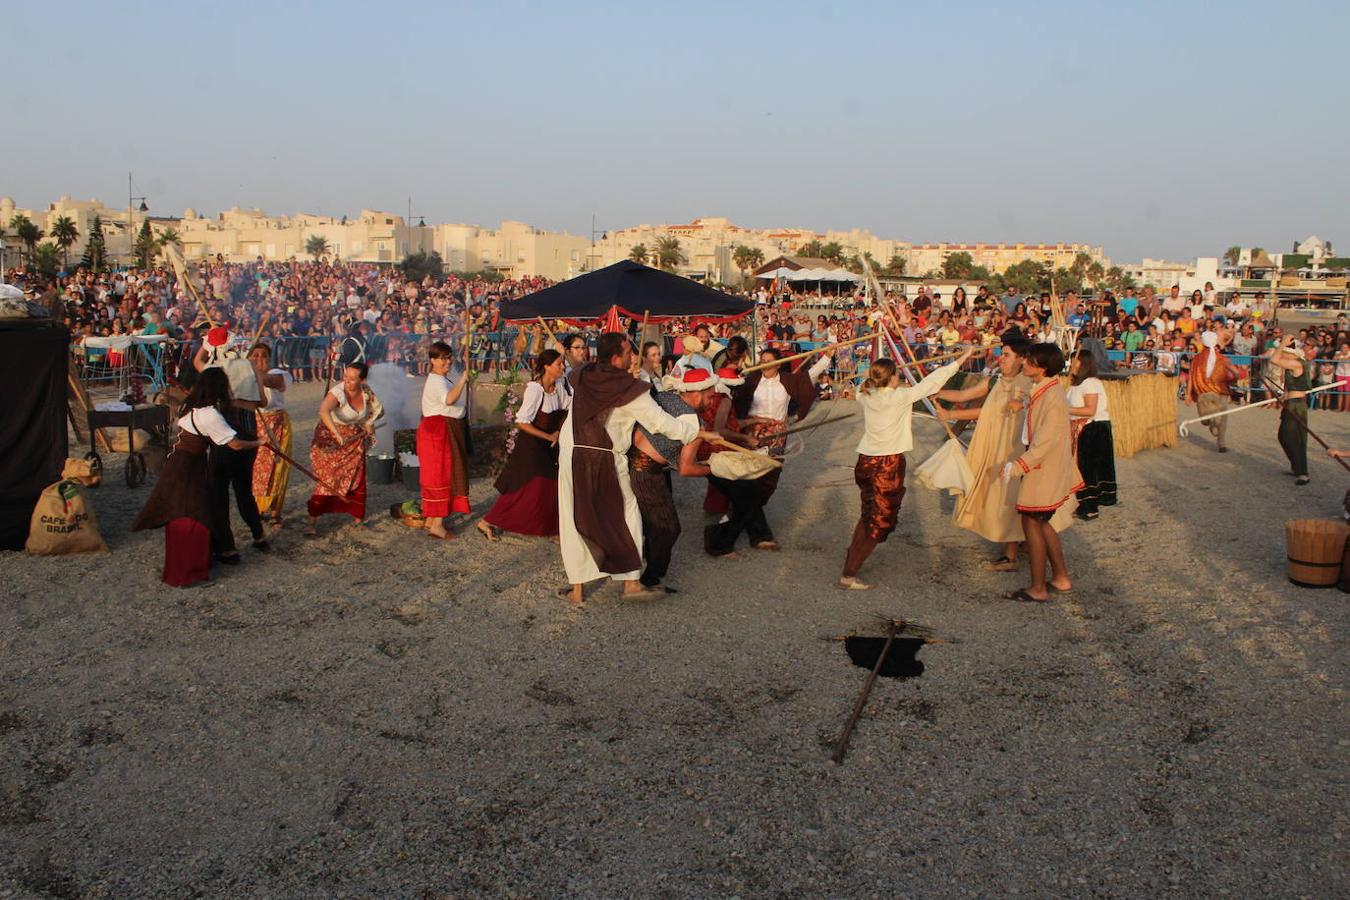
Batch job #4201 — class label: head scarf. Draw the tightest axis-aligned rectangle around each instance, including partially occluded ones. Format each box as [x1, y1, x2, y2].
[1201, 331, 1218, 377]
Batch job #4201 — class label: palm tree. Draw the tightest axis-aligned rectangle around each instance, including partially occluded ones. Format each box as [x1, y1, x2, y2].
[9, 215, 43, 261]
[732, 244, 766, 279]
[1222, 246, 1241, 266]
[797, 239, 824, 257]
[820, 242, 845, 265]
[156, 227, 182, 255]
[31, 242, 61, 278]
[654, 236, 686, 271]
[1086, 261, 1105, 291]
[305, 234, 330, 260]
[885, 253, 907, 274]
[628, 243, 649, 265]
[49, 216, 79, 270]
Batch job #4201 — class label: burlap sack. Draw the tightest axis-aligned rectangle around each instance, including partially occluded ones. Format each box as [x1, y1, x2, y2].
[107, 428, 152, 453]
[709, 450, 780, 481]
[25, 480, 108, 555]
[62, 456, 103, 488]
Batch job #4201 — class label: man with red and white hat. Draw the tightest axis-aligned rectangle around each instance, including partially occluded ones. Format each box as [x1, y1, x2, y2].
[627, 368, 718, 593]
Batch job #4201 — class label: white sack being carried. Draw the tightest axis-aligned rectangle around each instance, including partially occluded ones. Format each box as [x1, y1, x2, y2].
[709, 449, 780, 481]
[914, 438, 973, 495]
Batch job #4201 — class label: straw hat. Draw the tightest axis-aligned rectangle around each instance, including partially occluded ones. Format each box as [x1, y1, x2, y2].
[681, 334, 706, 355]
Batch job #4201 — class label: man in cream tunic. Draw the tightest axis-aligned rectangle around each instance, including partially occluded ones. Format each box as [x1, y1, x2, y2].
[559, 332, 701, 604]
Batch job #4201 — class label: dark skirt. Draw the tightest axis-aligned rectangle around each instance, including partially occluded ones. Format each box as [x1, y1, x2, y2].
[1075, 421, 1117, 514]
[164, 517, 211, 587]
[486, 408, 566, 536]
[854, 453, 906, 542]
[133, 433, 212, 532]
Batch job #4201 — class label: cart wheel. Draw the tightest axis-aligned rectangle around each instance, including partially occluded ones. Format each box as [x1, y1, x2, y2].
[125, 452, 147, 488]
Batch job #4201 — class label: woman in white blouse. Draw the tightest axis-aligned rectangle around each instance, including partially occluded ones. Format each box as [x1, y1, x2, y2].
[305, 362, 384, 534]
[133, 368, 261, 586]
[418, 340, 473, 539]
[1066, 349, 1115, 519]
[478, 349, 571, 540]
[838, 348, 971, 590]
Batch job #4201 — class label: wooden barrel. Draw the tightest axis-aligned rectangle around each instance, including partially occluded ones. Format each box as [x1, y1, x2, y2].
[1285, 519, 1349, 588]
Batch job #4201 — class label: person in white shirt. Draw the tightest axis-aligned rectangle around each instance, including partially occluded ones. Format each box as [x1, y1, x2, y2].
[1066, 349, 1115, 519]
[735, 347, 834, 506]
[132, 368, 261, 587]
[838, 348, 971, 589]
[1162, 285, 1186, 315]
[417, 341, 472, 539]
[247, 343, 294, 526]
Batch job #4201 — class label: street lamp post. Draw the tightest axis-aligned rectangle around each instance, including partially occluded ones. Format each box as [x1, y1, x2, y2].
[128, 172, 149, 267]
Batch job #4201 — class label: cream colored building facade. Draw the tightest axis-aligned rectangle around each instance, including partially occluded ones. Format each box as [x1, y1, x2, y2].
[3, 196, 1108, 285]
[590, 217, 910, 283]
[904, 242, 1111, 277]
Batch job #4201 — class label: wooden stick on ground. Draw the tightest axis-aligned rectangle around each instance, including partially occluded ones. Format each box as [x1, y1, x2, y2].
[832, 620, 897, 764]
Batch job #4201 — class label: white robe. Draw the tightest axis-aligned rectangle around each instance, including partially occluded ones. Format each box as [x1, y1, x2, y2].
[559, 391, 699, 584]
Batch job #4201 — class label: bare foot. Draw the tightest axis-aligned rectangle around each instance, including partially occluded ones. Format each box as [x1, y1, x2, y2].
[475, 521, 500, 542]
[1049, 579, 1073, 594]
[557, 585, 584, 605]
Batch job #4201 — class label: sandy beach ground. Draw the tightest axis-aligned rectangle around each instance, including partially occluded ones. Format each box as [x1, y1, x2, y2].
[2, 379, 1347, 897]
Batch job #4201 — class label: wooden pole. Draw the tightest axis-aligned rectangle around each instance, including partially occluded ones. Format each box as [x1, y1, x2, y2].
[536, 315, 560, 348]
[832, 621, 897, 764]
[740, 331, 882, 374]
[1261, 376, 1350, 473]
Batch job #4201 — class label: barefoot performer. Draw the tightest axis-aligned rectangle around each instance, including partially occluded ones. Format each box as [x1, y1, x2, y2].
[1001, 343, 1082, 602]
[478, 349, 571, 540]
[839, 348, 971, 590]
[934, 336, 1074, 571]
[418, 341, 472, 540]
[558, 332, 701, 604]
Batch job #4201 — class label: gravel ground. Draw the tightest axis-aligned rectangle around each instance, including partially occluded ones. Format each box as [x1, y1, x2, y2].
[1, 381, 1347, 898]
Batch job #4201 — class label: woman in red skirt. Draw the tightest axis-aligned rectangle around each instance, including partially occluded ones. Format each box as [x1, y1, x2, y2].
[418, 341, 472, 539]
[133, 368, 261, 587]
[305, 362, 384, 535]
[477, 349, 570, 539]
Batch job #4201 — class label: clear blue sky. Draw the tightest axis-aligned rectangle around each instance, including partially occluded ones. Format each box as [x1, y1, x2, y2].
[3, 0, 1346, 262]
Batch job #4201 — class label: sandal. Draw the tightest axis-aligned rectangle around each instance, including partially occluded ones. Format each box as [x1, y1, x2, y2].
[426, 530, 453, 541]
[1008, 589, 1050, 603]
[1295, 476, 1310, 486]
[1049, 583, 1073, 595]
[476, 521, 501, 542]
[982, 555, 1018, 572]
[837, 577, 874, 591]
[753, 540, 780, 551]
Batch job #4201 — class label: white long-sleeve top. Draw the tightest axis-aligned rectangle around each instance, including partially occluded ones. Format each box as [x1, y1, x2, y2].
[855, 361, 961, 457]
[748, 355, 832, 421]
[559, 390, 699, 584]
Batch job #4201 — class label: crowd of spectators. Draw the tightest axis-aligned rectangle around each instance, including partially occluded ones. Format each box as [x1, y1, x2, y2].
[6, 260, 1349, 411]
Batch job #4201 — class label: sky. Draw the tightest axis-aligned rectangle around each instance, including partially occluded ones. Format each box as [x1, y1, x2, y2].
[3, 0, 1347, 263]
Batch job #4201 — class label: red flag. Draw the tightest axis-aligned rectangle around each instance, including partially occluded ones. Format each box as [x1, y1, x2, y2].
[600, 305, 623, 334]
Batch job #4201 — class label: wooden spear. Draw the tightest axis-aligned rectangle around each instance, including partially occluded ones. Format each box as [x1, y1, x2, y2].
[832, 620, 897, 764]
[740, 331, 882, 374]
